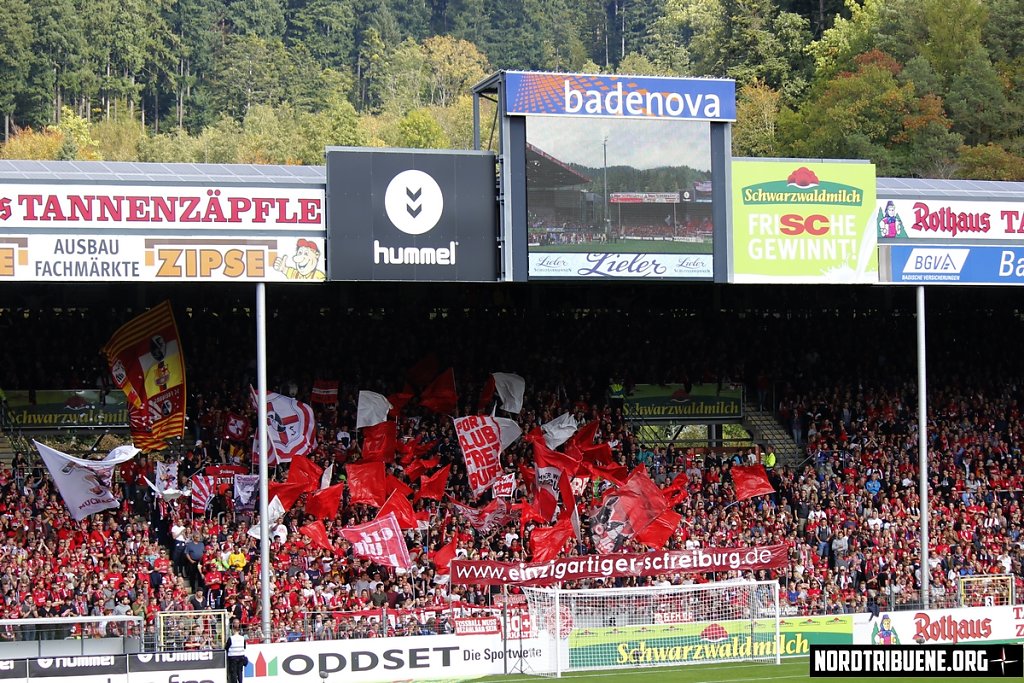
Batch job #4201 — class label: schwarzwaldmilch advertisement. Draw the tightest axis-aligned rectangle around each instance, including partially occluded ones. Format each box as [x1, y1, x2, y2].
[325, 149, 498, 282]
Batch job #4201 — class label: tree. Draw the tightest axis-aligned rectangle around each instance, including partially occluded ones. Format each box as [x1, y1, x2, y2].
[944, 45, 1009, 146]
[377, 38, 425, 115]
[617, 52, 664, 76]
[0, 0, 33, 139]
[422, 36, 489, 108]
[391, 108, 450, 148]
[957, 144, 1024, 181]
[287, 0, 357, 72]
[732, 80, 781, 157]
[227, 0, 285, 39]
[0, 127, 64, 160]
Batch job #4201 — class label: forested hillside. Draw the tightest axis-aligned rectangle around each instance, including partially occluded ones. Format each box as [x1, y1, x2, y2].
[0, 0, 1021, 178]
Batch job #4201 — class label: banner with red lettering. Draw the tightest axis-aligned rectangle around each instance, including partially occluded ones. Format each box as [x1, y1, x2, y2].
[450, 498, 513, 533]
[101, 301, 187, 452]
[450, 544, 789, 586]
[454, 415, 508, 498]
[492, 473, 517, 498]
[340, 513, 412, 569]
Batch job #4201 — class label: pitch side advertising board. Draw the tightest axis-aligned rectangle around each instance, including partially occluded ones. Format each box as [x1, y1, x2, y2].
[0, 184, 326, 282]
[729, 159, 877, 283]
[0, 652, 225, 683]
[501, 71, 734, 281]
[325, 148, 498, 282]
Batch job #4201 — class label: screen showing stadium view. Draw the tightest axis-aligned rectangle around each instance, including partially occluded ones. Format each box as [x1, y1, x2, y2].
[525, 116, 714, 280]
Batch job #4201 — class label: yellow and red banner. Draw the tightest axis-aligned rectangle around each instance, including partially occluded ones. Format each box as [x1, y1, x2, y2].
[101, 301, 186, 452]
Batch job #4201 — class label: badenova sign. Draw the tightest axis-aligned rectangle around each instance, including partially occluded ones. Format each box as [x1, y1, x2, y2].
[0, 184, 326, 282]
[504, 72, 736, 122]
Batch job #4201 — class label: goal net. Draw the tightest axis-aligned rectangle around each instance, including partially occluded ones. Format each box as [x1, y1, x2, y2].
[958, 574, 1015, 607]
[522, 579, 780, 677]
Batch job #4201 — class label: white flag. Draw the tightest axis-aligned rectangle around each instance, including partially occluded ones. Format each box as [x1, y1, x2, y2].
[34, 440, 122, 521]
[320, 464, 334, 491]
[356, 391, 393, 429]
[247, 495, 286, 539]
[250, 387, 317, 464]
[541, 412, 578, 449]
[492, 373, 526, 414]
[494, 415, 523, 451]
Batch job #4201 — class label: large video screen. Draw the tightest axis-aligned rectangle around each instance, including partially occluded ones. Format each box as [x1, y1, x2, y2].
[525, 116, 714, 280]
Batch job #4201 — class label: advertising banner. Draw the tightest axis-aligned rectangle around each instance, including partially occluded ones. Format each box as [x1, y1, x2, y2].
[0, 652, 225, 683]
[5, 389, 128, 429]
[451, 544, 789, 586]
[528, 253, 713, 279]
[568, 615, 853, 668]
[853, 605, 1024, 646]
[611, 383, 743, 420]
[504, 72, 736, 122]
[325, 149, 497, 282]
[730, 160, 877, 283]
[881, 245, 1024, 285]
[242, 633, 553, 682]
[875, 198, 1024, 241]
[0, 184, 326, 282]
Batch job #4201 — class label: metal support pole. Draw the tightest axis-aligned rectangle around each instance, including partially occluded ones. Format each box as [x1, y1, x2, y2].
[917, 286, 930, 609]
[257, 283, 271, 642]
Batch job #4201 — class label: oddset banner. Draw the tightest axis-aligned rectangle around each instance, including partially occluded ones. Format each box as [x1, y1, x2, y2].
[451, 544, 788, 586]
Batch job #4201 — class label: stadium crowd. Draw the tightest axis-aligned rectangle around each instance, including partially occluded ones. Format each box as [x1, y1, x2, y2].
[1, 284, 1023, 643]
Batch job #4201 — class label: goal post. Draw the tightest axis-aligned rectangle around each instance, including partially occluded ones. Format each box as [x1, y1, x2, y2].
[958, 574, 1015, 607]
[522, 579, 780, 677]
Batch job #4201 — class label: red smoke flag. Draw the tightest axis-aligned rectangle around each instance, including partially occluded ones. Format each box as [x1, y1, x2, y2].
[529, 513, 575, 563]
[190, 475, 215, 515]
[101, 301, 187, 452]
[311, 380, 339, 405]
[340, 513, 412, 569]
[299, 520, 335, 552]
[287, 455, 323, 493]
[731, 465, 776, 502]
[345, 462, 386, 507]
[414, 464, 450, 502]
[454, 415, 505, 498]
[267, 481, 307, 511]
[222, 412, 249, 442]
[361, 421, 397, 462]
[376, 491, 417, 530]
[420, 368, 458, 415]
[432, 537, 459, 575]
[304, 483, 344, 520]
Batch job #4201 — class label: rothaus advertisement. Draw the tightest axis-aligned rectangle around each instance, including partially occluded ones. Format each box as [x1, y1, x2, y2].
[325, 148, 498, 282]
[241, 633, 553, 682]
[0, 184, 326, 282]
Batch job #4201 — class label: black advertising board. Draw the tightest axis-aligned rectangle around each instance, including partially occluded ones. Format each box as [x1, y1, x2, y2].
[325, 148, 498, 282]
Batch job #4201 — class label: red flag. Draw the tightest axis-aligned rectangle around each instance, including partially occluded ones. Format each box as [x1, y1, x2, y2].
[529, 514, 574, 563]
[361, 421, 397, 462]
[587, 461, 629, 485]
[222, 412, 249, 442]
[616, 465, 670, 534]
[388, 389, 415, 418]
[732, 465, 776, 501]
[267, 481, 307, 511]
[299, 520, 335, 552]
[406, 354, 440, 390]
[397, 439, 438, 466]
[518, 464, 536, 490]
[420, 368, 458, 415]
[340, 513, 412, 569]
[513, 500, 548, 536]
[567, 421, 600, 450]
[190, 475, 215, 515]
[633, 509, 682, 548]
[376, 491, 417, 529]
[532, 438, 581, 478]
[415, 464, 450, 502]
[346, 462, 386, 507]
[287, 455, 323, 493]
[663, 471, 690, 504]
[305, 483, 344, 520]
[432, 537, 458, 575]
[311, 379, 339, 405]
[477, 375, 496, 413]
[385, 473, 413, 499]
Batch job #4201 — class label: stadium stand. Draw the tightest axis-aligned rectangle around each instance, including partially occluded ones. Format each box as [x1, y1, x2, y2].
[0, 282, 1022, 643]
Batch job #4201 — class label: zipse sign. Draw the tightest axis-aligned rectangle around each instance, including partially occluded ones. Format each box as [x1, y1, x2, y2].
[0, 184, 326, 282]
[504, 72, 736, 122]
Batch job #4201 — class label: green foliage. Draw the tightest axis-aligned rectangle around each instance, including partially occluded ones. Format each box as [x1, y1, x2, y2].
[0, 0, 33, 120]
[91, 116, 147, 161]
[0, 127, 64, 159]
[391, 108, 450, 149]
[732, 80, 781, 157]
[957, 144, 1024, 181]
[53, 106, 100, 160]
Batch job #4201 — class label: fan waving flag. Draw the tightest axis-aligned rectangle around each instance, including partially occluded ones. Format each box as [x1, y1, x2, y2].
[190, 475, 215, 515]
[299, 520, 335, 552]
[357, 391, 393, 429]
[305, 483, 344, 520]
[101, 301, 187, 452]
[341, 513, 412, 569]
[454, 415, 517, 498]
[34, 440, 130, 521]
[492, 373, 526, 414]
[420, 368, 458, 415]
[732, 465, 776, 501]
[250, 387, 316, 465]
[311, 380, 339, 405]
[376, 491, 418, 530]
[346, 462, 386, 507]
[222, 412, 250, 442]
[414, 464, 450, 503]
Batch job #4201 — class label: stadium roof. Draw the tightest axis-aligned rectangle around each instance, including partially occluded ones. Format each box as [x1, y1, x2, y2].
[878, 176, 1024, 200]
[526, 144, 591, 188]
[0, 160, 325, 185]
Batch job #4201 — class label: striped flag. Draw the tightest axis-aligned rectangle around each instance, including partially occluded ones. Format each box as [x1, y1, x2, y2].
[191, 475, 215, 515]
[101, 301, 187, 452]
[311, 380, 339, 405]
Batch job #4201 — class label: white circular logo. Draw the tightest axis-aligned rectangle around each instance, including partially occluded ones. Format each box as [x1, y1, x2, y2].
[384, 169, 443, 235]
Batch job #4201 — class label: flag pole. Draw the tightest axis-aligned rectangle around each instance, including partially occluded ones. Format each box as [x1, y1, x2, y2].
[257, 283, 271, 643]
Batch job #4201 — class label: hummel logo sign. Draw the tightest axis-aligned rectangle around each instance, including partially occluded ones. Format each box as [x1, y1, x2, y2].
[406, 187, 423, 217]
[385, 170, 443, 235]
